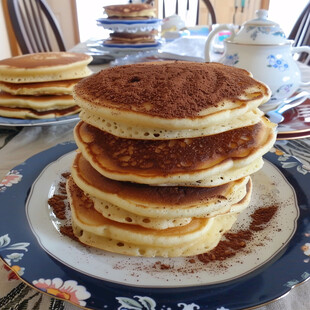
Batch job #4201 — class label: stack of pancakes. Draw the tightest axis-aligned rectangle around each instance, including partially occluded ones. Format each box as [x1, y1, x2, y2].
[0, 52, 93, 119]
[67, 61, 276, 257]
[103, 3, 157, 45]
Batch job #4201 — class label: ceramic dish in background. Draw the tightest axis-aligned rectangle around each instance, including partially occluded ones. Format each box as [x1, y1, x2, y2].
[102, 41, 162, 51]
[96, 18, 162, 33]
[0, 114, 80, 127]
[276, 98, 310, 134]
[1, 142, 310, 310]
[277, 130, 310, 140]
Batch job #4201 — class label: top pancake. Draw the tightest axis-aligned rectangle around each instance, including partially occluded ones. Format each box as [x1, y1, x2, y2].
[0, 52, 93, 83]
[73, 61, 271, 130]
[104, 3, 156, 18]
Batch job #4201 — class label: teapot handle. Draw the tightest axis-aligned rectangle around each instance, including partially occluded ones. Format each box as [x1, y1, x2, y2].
[204, 24, 236, 62]
[292, 46, 310, 87]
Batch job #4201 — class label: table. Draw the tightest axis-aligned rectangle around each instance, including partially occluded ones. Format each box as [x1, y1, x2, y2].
[0, 60, 310, 310]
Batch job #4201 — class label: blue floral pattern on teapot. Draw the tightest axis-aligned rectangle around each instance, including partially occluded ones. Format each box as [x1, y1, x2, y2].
[267, 55, 289, 72]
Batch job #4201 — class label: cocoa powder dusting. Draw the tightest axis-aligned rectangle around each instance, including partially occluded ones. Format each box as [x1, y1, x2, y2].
[47, 172, 79, 241]
[197, 205, 278, 265]
[75, 62, 267, 119]
[250, 205, 278, 231]
[48, 195, 67, 220]
[60, 225, 78, 241]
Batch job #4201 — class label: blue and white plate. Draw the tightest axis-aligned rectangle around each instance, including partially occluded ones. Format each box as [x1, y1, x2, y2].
[0, 142, 310, 310]
[96, 18, 162, 33]
[0, 114, 80, 127]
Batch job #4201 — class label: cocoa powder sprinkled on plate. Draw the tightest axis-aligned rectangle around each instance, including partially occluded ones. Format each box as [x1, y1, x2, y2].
[197, 205, 278, 265]
[48, 194, 67, 220]
[48, 174, 279, 275]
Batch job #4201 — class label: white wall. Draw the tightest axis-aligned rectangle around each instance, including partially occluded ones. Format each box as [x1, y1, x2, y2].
[76, 0, 128, 42]
[0, 1, 12, 60]
[268, 0, 308, 37]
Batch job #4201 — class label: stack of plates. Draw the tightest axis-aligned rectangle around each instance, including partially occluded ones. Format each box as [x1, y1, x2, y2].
[97, 18, 162, 51]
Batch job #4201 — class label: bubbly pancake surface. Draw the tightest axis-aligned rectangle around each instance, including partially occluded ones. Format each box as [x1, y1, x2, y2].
[74, 118, 276, 185]
[73, 62, 271, 129]
[79, 108, 264, 140]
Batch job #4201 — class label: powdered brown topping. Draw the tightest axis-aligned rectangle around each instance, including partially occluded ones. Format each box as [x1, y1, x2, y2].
[197, 205, 278, 264]
[74, 62, 268, 119]
[78, 121, 262, 173]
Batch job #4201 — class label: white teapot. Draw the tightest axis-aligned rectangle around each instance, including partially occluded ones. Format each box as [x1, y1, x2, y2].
[205, 10, 310, 111]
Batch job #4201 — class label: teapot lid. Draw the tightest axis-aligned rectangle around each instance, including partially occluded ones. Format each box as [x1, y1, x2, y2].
[232, 9, 287, 44]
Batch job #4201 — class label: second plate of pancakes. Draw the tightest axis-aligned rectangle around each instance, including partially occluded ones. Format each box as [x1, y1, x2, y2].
[0, 52, 93, 125]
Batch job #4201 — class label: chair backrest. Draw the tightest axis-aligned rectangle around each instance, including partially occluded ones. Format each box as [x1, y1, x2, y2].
[161, 0, 216, 26]
[7, 0, 66, 54]
[288, 2, 310, 64]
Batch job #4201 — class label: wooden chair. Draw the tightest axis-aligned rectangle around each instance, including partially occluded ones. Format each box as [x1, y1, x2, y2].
[161, 0, 217, 26]
[288, 2, 310, 65]
[6, 0, 66, 54]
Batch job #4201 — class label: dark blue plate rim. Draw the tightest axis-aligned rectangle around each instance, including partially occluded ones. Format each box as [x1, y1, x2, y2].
[0, 141, 310, 310]
[96, 18, 161, 25]
[102, 42, 161, 48]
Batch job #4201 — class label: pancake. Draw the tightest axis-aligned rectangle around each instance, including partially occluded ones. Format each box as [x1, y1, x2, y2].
[104, 3, 156, 19]
[83, 178, 251, 229]
[71, 214, 237, 257]
[0, 92, 75, 111]
[105, 32, 156, 44]
[73, 62, 271, 131]
[0, 105, 80, 119]
[67, 176, 238, 257]
[79, 107, 264, 140]
[74, 118, 276, 186]
[0, 79, 81, 96]
[0, 52, 93, 83]
[92, 199, 192, 230]
[71, 152, 250, 219]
